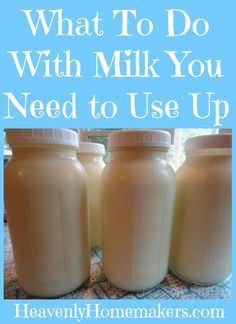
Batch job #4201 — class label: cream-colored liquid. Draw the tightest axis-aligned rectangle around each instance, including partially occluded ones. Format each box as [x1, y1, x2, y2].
[166, 145, 176, 171]
[102, 150, 176, 291]
[4, 146, 90, 297]
[169, 154, 232, 285]
[77, 154, 105, 249]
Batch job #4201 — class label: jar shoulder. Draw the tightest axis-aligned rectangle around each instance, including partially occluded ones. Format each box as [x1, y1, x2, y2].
[4, 158, 87, 186]
[80, 161, 105, 176]
[103, 158, 175, 185]
[177, 157, 231, 183]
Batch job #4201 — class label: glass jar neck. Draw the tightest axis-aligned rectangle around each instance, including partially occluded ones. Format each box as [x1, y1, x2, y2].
[77, 154, 104, 163]
[186, 148, 232, 160]
[11, 144, 77, 160]
[110, 147, 168, 160]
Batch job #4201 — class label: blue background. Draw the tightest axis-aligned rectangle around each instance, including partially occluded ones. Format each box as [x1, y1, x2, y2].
[0, 0, 235, 128]
[0, 0, 235, 323]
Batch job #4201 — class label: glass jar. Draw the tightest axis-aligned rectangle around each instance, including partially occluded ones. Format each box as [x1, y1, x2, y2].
[77, 142, 106, 249]
[169, 134, 232, 285]
[166, 144, 176, 170]
[102, 129, 176, 291]
[4, 129, 90, 297]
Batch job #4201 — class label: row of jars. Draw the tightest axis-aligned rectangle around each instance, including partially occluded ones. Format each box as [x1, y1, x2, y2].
[4, 129, 232, 297]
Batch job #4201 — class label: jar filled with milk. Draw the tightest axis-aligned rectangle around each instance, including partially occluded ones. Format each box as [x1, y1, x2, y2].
[169, 134, 232, 285]
[4, 129, 90, 297]
[77, 142, 106, 249]
[102, 129, 176, 291]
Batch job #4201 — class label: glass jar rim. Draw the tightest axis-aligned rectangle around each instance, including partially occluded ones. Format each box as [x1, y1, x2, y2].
[186, 148, 232, 157]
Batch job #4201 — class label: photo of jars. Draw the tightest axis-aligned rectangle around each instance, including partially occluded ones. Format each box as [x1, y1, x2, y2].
[4, 128, 232, 299]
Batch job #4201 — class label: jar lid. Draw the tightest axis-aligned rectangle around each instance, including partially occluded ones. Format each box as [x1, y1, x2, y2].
[5, 129, 79, 149]
[77, 142, 105, 155]
[108, 129, 171, 149]
[185, 134, 232, 152]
